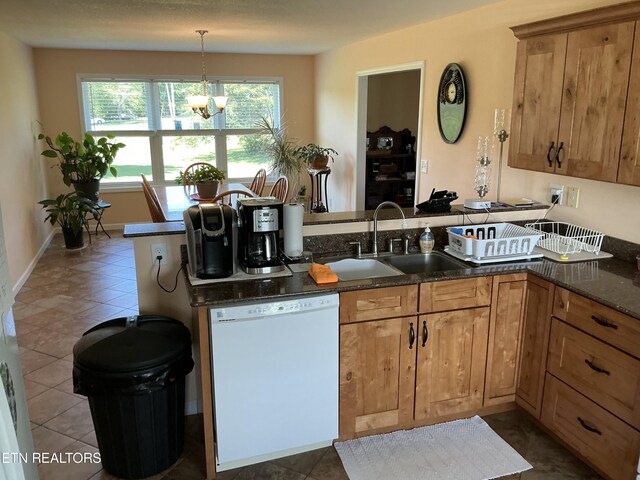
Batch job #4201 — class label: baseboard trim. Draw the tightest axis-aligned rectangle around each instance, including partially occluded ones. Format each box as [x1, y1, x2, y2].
[13, 229, 56, 296]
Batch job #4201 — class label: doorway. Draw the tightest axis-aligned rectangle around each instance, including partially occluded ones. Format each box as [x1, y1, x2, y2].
[356, 62, 424, 211]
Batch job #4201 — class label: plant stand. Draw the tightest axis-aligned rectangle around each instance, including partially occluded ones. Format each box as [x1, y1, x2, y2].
[307, 167, 331, 213]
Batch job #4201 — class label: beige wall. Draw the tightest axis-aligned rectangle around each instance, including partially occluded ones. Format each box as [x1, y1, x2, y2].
[367, 70, 420, 135]
[0, 33, 51, 289]
[316, 0, 640, 243]
[33, 49, 316, 225]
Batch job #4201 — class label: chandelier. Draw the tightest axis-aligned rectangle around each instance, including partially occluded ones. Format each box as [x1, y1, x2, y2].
[187, 30, 228, 120]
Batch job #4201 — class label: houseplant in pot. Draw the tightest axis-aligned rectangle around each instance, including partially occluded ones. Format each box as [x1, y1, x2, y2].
[258, 115, 304, 202]
[38, 193, 100, 249]
[39, 131, 125, 201]
[294, 143, 338, 170]
[175, 164, 226, 198]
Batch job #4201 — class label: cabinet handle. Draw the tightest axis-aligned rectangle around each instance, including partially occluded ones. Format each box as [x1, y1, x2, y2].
[546, 142, 555, 167]
[591, 315, 618, 330]
[577, 417, 602, 436]
[409, 322, 415, 349]
[422, 320, 428, 347]
[555, 141, 564, 168]
[585, 359, 610, 376]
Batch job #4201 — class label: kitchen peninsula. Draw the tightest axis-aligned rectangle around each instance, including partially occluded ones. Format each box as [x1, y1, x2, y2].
[124, 204, 640, 480]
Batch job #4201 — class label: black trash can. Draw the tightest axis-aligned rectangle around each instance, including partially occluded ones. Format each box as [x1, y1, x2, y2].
[73, 315, 194, 479]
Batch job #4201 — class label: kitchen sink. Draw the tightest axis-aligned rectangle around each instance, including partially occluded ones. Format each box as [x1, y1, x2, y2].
[381, 251, 470, 274]
[323, 258, 404, 281]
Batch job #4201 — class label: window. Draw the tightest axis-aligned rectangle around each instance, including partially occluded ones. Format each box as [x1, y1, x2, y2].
[79, 76, 281, 186]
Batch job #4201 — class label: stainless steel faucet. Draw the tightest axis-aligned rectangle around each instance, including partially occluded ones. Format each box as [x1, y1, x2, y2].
[372, 201, 407, 256]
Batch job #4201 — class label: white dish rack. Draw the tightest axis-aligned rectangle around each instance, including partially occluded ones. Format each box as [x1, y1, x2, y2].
[524, 221, 604, 255]
[445, 223, 544, 264]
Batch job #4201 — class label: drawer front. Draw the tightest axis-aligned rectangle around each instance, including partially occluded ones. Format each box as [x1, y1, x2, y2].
[541, 374, 640, 480]
[558, 289, 640, 359]
[339, 285, 418, 324]
[547, 319, 640, 429]
[419, 277, 492, 313]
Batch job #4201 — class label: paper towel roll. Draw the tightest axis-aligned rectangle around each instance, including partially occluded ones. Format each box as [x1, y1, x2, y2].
[284, 204, 304, 258]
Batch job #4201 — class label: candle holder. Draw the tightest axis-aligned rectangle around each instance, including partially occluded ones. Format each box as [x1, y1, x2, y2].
[493, 108, 511, 202]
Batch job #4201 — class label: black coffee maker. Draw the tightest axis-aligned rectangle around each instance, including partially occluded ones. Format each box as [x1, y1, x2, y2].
[183, 204, 235, 279]
[237, 198, 285, 274]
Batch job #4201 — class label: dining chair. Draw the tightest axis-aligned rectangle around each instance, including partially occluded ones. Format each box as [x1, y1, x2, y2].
[211, 189, 257, 208]
[141, 174, 168, 222]
[249, 168, 267, 196]
[268, 175, 289, 202]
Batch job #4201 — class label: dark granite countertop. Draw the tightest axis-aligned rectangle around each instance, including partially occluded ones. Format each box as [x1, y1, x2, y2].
[186, 255, 640, 321]
[123, 202, 548, 237]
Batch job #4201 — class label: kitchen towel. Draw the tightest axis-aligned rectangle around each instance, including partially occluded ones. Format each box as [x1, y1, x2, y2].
[283, 204, 304, 258]
[334, 415, 532, 480]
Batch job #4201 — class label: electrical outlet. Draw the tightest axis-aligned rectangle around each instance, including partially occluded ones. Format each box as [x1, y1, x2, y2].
[151, 243, 168, 265]
[420, 159, 428, 173]
[548, 183, 564, 205]
[566, 187, 580, 208]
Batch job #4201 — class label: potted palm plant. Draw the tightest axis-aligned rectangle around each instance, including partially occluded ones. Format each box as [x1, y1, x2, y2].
[38, 193, 99, 249]
[294, 143, 338, 170]
[258, 115, 304, 202]
[39, 131, 125, 201]
[175, 164, 226, 198]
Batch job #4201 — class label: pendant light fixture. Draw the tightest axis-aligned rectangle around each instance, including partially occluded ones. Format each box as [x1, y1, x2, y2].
[187, 29, 228, 119]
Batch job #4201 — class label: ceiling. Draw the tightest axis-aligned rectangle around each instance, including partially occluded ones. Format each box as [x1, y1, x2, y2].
[1, 0, 499, 55]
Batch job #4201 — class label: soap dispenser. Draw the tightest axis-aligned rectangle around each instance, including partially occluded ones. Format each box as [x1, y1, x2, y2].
[419, 225, 435, 254]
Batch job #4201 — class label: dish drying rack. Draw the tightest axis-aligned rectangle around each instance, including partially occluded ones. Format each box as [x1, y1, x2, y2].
[524, 221, 604, 255]
[445, 223, 544, 264]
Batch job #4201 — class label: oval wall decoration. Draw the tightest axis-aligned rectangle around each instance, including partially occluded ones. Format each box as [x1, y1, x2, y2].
[437, 63, 467, 144]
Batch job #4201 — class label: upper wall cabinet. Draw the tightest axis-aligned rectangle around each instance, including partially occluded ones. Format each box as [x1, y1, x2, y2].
[509, 2, 640, 187]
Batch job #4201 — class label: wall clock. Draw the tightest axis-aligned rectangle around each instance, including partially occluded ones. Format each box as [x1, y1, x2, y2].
[437, 63, 467, 144]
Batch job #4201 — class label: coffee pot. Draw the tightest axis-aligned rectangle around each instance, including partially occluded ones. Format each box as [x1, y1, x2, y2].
[237, 198, 284, 274]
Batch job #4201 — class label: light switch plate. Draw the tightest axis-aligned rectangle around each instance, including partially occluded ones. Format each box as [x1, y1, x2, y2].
[420, 159, 428, 173]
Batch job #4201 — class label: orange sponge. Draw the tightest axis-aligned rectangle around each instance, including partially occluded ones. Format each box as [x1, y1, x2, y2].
[308, 263, 339, 284]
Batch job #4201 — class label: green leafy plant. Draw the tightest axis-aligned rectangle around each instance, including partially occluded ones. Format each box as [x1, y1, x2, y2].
[294, 144, 338, 164]
[38, 193, 99, 235]
[174, 164, 226, 184]
[38, 131, 125, 185]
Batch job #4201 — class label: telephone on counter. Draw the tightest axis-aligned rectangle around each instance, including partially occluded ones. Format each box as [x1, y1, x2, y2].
[416, 189, 458, 213]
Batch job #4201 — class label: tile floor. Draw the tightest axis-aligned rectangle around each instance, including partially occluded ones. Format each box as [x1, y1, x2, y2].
[14, 232, 601, 479]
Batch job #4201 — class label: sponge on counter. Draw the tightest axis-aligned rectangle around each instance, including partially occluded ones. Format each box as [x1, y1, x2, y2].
[308, 263, 339, 284]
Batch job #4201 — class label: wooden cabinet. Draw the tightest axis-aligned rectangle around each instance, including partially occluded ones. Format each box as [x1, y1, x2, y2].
[414, 307, 490, 420]
[339, 316, 417, 438]
[547, 319, 640, 429]
[515, 275, 554, 418]
[419, 277, 491, 313]
[620, 25, 640, 186]
[509, 33, 567, 173]
[510, 4, 640, 186]
[542, 374, 640, 480]
[484, 274, 527, 407]
[340, 285, 417, 323]
[540, 285, 640, 479]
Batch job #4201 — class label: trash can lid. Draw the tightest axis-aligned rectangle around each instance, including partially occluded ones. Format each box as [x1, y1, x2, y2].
[73, 315, 191, 374]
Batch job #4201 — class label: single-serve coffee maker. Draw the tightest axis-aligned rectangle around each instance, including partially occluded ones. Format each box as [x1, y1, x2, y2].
[184, 204, 235, 279]
[238, 198, 284, 274]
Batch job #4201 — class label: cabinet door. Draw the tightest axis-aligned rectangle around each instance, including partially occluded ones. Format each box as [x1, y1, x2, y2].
[509, 33, 567, 173]
[558, 22, 634, 181]
[414, 307, 489, 421]
[484, 274, 527, 407]
[516, 275, 554, 418]
[620, 21, 640, 186]
[339, 317, 417, 439]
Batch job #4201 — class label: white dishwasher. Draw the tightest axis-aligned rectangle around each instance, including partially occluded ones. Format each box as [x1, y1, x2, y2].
[209, 293, 339, 471]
